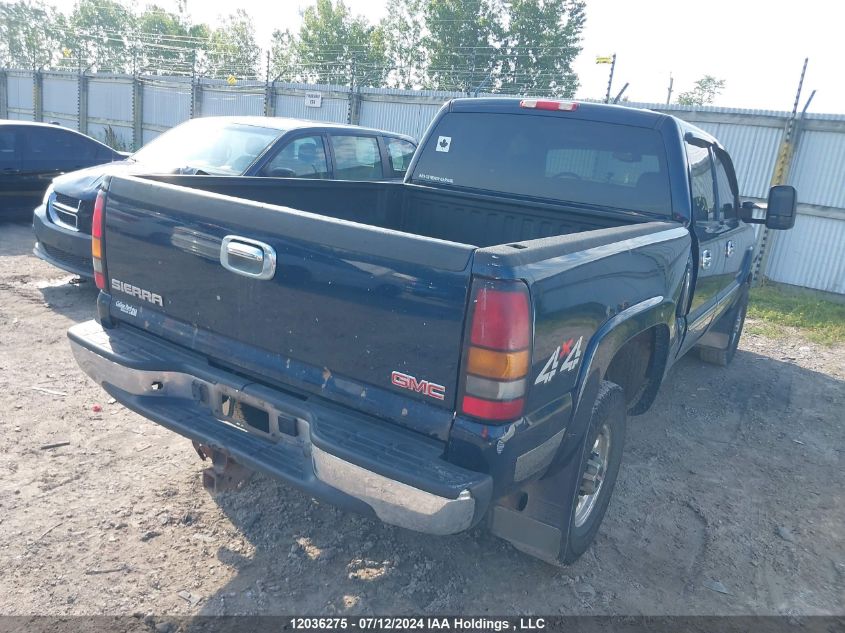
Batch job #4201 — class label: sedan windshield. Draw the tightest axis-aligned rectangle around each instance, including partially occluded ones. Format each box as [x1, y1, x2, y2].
[131, 119, 282, 175]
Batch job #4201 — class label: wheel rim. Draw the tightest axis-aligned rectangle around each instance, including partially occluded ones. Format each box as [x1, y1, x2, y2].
[574, 422, 611, 528]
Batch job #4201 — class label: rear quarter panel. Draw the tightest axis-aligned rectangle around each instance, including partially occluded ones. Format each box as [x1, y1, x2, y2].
[448, 223, 691, 495]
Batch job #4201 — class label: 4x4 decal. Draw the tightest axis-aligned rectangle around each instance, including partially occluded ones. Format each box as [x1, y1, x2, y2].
[534, 336, 583, 385]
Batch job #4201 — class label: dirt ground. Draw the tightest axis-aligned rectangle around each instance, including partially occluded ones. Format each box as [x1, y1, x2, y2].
[1, 218, 843, 618]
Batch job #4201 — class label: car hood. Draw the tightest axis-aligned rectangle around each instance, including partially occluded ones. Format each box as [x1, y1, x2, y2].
[52, 160, 191, 199]
[52, 161, 147, 199]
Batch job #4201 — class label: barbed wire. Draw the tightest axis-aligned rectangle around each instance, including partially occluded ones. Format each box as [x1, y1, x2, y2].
[2, 3, 581, 90]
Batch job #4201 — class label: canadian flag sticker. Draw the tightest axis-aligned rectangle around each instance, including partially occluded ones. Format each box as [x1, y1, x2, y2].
[436, 136, 452, 152]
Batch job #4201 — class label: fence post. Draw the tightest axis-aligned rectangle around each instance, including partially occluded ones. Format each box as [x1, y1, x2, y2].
[0, 70, 7, 119]
[264, 82, 276, 117]
[191, 78, 203, 118]
[132, 75, 143, 150]
[33, 70, 43, 121]
[348, 89, 362, 125]
[78, 73, 88, 134]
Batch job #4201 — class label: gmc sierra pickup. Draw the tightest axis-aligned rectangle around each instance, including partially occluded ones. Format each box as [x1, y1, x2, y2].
[68, 98, 796, 565]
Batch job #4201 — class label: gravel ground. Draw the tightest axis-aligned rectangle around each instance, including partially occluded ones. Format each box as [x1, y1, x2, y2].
[1, 219, 843, 617]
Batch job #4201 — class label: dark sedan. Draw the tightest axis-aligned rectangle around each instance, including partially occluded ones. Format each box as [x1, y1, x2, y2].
[32, 116, 417, 277]
[0, 121, 123, 219]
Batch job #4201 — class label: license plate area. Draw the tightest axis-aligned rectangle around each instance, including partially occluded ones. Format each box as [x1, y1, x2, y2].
[217, 392, 299, 442]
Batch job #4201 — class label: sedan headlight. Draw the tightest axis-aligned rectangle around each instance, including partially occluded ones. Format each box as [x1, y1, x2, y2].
[42, 184, 55, 205]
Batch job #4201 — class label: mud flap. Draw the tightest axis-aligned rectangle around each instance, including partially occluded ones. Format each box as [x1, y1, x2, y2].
[488, 371, 601, 564]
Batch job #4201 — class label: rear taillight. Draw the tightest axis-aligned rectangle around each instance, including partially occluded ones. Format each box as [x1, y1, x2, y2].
[460, 279, 532, 423]
[92, 189, 106, 290]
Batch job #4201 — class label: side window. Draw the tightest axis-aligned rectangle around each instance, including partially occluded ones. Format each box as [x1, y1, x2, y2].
[385, 137, 416, 177]
[0, 129, 19, 168]
[60, 132, 100, 162]
[20, 128, 56, 172]
[686, 143, 716, 221]
[98, 146, 118, 162]
[713, 152, 737, 220]
[22, 128, 98, 172]
[261, 135, 328, 178]
[330, 135, 383, 180]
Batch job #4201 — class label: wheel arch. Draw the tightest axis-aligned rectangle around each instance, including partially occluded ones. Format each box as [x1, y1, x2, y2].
[574, 296, 675, 414]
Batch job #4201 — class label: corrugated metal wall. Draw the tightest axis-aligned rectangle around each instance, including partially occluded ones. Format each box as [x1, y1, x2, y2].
[273, 82, 350, 123]
[87, 76, 133, 147]
[2, 70, 844, 295]
[767, 211, 845, 295]
[6, 71, 34, 120]
[141, 78, 191, 145]
[42, 72, 79, 130]
[201, 80, 265, 117]
[358, 87, 458, 139]
[790, 130, 845, 209]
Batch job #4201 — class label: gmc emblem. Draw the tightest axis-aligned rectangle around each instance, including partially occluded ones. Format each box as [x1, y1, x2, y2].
[390, 371, 446, 401]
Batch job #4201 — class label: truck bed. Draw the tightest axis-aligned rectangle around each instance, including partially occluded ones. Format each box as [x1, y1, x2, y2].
[141, 175, 638, 247]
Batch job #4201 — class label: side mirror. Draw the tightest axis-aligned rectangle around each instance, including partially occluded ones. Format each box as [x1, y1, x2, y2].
[766, 185, 797, 230]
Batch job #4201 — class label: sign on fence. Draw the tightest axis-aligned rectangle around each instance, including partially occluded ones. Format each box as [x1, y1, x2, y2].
[305, 92, 322, 108]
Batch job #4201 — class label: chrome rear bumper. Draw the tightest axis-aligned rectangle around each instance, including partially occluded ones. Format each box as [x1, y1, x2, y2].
[68, 320, 489, 535]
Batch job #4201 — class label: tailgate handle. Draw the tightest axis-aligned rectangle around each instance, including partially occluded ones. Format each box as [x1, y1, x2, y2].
[220, 235, 277, 280]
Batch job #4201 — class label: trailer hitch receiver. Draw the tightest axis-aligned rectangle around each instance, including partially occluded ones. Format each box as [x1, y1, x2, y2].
[193, 442, 254, 493]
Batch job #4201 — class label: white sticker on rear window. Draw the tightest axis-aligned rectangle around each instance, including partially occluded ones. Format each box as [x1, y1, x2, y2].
[417, 173, 454, 184]
[436, 136, 452, 152]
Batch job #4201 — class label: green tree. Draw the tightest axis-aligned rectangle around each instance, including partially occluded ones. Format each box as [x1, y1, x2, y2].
[203, 10, 261, 79]
[0, 0, 66, 70]
[269, 28, 298, 81]
[66, 0, 137, 73]
[271, 0, 386, 86]
[499, 0, 585, 97]
[136, 5, 197, 74]
[380, 0, 427, 89]
[422, 0, 503, 92]
[677, 75, 726, 106]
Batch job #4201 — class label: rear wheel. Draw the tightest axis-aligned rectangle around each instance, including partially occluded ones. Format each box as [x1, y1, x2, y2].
[698, 285, 749, 367]
[559, 381, 626, 564]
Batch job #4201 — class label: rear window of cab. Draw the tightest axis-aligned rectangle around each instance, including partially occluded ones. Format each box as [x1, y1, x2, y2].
[412, 112, 672, 215]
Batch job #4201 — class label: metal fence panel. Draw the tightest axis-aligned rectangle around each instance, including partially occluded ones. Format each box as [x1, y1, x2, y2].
[87, 121, 133, 147]
[358, 99, 443, 140]
[274, 90, 348, 123]
[142, 128, 163, 145]
[142, 80, 191, 130]
[202, 84, 265, 117]
[87, 76, 133, 122]
[789, 130, 845, 208]
[766, 210, 845, 294]
[358, 86, 459, 140]
[6, 110, 34, 121]
[7, 71, 34, 119]
[42, 73, 79, 129]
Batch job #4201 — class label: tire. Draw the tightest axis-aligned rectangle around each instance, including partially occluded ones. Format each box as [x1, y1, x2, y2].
[559, 380, 626, 564]
[698, 284, 750, 367]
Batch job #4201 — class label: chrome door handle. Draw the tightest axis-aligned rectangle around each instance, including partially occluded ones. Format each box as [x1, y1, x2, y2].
[725, 240, 735, 257]
[701, 249, 713, 270]
[220, 235, 276, 280]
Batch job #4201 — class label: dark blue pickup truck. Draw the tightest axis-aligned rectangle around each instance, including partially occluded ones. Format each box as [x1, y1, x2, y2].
[68, 98, 796, 564]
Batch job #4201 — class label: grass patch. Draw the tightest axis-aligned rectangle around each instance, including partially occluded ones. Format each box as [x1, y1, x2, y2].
[746, 286, 845, 345]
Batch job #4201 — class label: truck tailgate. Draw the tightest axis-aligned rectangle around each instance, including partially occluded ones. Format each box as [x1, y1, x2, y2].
[101, 176, 475, 439]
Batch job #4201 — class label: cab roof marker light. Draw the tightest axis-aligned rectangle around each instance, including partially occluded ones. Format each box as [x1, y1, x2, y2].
[519, 99, 578, 112]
